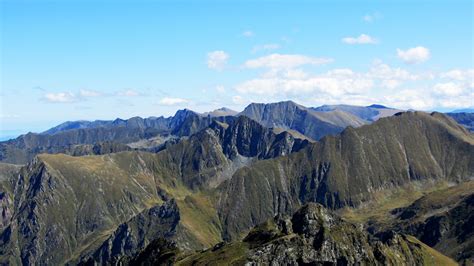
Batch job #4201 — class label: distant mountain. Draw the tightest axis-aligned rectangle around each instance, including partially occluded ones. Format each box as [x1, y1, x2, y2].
[367, 104, 389, 109]
[0, 101, 390, 164]
[239, 101, 366, 140]
[312, 104, 402, 122]
[446, 112, 474, 132]
[0, 109, 217, 164]
[202, 107, 238, 117]
[450, 108, 474, 113]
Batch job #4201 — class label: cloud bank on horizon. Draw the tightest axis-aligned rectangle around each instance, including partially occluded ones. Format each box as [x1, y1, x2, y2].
[1, 0, 472, 133]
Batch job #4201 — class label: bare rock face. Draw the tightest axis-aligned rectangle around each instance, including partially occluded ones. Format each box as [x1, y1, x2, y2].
[164, 203, 456, 265]
[387, 189, 474, 263]
[0, 192, 12, 231]
[82, 199, 185, 264]
[243, 203, 454, 265]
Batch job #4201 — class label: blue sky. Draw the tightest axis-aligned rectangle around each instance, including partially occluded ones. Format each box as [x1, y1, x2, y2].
[1, 0, 473, 138]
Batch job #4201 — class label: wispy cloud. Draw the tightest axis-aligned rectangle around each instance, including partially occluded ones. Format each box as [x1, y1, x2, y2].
[43, 92, 79, 103]
[363, 12, 382, 22]
[79, 89, 101, 97]
[244, 53, 333, 70]
[242, 30, 254, 37]
[215, 85, 226, 94]
[440, 69, 474, 81]
[396, 46, 431, 64]
[252, 43, 281, 53]
[342, 34, 378, 44]
[116, 89, 140, 97]
[159, 97, 189, 106]
[207, 50, 229, 71]
[0, 114, 20, 118]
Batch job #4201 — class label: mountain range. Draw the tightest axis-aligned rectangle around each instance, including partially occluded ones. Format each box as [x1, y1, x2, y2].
[5, 101, 471, 165]
[0, 101, 473, 265]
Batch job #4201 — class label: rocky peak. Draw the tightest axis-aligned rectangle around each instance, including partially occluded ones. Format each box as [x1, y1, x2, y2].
[291, 203, 336, 237]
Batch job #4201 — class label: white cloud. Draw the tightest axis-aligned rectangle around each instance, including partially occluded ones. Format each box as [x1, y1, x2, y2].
[434, 82, 468, 96]
[244, 53, 333, 70]
[342, 34, 378, 44]
[232, 95, 248, 105]
[383, 89, 435, 110]
[79, 89, 101, 97]
[233, 52, 472, 111]
[242, 30, 254, 37]
[437, 94, 474, 108]
[368, 60, 419, 89]
[117, 89, 140, 97]
[235, 68, 373, 97]
[284, 69, 308, 79]
[440, 69, 474, 81]
[381, 79, 402, 89]
[363, 12, 382, 22]
[216, 85, 226, 94]
[43, 92, 78, 103]
[252, 43, 280, 53]
[207, 50, 229, 71]
[159, 97, 189, 106]
[397, 46, 431, 64]
[0, 114, 20, 118]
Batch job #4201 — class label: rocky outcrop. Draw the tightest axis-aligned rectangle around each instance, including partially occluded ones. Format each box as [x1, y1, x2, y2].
[153, 116, 309, 190]
[82, 199, 189, 264]
[174, 203, 456, 265]
[384, 182, 474, 263]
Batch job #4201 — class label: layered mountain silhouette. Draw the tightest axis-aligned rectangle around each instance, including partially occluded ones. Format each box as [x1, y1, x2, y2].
[0, 101, 473, 264]
[2, 101, 473, 165]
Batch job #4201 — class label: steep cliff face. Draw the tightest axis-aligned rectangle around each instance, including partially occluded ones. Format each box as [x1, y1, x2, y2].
[81, 199, 198, 264]
[175, 203, 456, 265]
[0, 163, 19, 233]
[383, 182, 474, 263]
[0, 154, 162, 265]
[152, 116, 309, 190]
[217, 112, 474, 240]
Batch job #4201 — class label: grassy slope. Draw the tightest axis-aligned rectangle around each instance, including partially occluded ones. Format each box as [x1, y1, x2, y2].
[340, 180, 474, 225]
[217, 112, 474, 240]
[45, 151, 224, 255]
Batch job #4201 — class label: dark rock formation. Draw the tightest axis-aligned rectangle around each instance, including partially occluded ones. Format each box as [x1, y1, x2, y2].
[175, 203, 456, 265]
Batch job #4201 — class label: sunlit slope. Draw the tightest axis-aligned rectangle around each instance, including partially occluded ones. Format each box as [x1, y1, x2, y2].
[217, 112, 474, 239]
